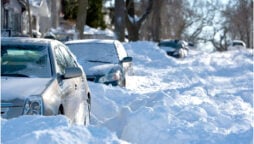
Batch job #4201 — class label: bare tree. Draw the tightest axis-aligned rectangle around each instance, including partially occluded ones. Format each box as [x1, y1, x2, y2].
[140, 0, 213, 42]
[182, 0, 225, 51]
[165, 0, 186, 39]
[206, 0, 253, 51]
[116, 0, 252, 51]
[125, 0, 153, 41]
[76, 0, 88, 39]
[222, 0, 253, 48]
[150, 0, 163, 42]
[184, 1, 217, 40]
[208, 27, 229, 51]
[114, 0, 125, 41]
[140, 0, 165, 41]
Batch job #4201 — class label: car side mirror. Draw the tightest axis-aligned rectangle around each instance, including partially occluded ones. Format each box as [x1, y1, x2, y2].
[64, 67, 83, 79]
[121, 56, 132, 63]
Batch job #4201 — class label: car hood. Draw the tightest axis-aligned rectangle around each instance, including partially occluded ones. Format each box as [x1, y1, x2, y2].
[81, 62, 120, 76]
[1, 77, 52, 101]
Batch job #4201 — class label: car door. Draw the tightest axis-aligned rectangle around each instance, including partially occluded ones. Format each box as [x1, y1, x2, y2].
[54, 44, 83, 121]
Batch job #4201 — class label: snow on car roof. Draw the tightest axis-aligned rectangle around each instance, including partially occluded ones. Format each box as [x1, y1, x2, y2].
[65, 39, 117, 45]
[232, 40, 245, 43]
[1, 37, 56, 46]
[65, 39, 119, 64]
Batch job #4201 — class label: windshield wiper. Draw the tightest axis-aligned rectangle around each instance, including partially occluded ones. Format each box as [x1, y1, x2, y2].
[87, 60, 111, 64]
[1, 73, 30, 77]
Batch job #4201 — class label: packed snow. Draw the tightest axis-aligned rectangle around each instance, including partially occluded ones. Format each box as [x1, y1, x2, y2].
[1, 41, 253, 144]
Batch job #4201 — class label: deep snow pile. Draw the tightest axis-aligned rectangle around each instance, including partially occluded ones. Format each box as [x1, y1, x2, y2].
[1, 41, 253, 144]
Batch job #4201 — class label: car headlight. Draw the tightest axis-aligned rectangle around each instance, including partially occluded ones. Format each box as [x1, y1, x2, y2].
[98, 69, 121, 83]
[23, 96, 43, 115]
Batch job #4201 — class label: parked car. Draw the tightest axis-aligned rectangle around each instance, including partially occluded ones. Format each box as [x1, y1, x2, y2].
[65, 39, 132, 87]
[158, 39, 189, 58]
[228, 40, 246, 50]
[1, 37, 91, 125]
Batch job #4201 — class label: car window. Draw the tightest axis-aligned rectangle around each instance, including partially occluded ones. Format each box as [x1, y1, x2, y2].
[67, 43, 119, 63]
[115, 41, 127, 61]
[58, 45, 77, 68]
[54, 46, 67, 74]
[1, 44, 51, 78]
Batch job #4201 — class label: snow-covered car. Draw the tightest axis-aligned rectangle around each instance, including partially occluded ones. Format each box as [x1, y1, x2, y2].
[1, 37, 91, 125]
[65, 39, 132, 87]
[227, 40, 246, 50]
[158, 40, 189, 58]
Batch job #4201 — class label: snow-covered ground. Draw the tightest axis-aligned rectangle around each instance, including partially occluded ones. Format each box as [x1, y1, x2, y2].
[1, 41, 253, 144]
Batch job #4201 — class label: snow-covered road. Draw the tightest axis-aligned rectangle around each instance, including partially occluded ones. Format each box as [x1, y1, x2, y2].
[2, 41, 253, 144]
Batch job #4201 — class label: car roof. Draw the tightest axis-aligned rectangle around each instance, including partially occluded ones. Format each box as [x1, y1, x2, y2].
[1, 37, 56, 46]
[65, 39, 117, 45]
[232, 40, 245, 43]
[231, 40, 246, 47]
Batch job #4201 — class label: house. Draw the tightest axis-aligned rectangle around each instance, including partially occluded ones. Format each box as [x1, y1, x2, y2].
[1, 0, 26, 36]
[1, 0, 61, 37]
[22, 0, 51, 37]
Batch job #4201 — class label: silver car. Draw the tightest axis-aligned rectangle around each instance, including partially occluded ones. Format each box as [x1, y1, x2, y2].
[1, 37, 91, 125]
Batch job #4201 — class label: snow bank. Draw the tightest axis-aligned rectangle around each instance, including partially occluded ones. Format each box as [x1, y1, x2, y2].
[90, 41, 253, 144]
[1, 41, 253, 144]
[1, 116, 128, 144]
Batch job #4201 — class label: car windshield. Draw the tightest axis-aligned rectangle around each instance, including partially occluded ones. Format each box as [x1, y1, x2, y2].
[1, 44, 51, 78]
[67, 43, 119, 64]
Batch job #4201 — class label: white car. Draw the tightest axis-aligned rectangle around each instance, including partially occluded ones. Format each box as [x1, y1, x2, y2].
[228, 40, 246, 50]
[65, 39, 132, 87]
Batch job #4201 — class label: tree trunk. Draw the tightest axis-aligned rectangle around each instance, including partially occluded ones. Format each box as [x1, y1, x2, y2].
[126, 20, 140, 41]
[76, 0, 88, 39]
[51, 0, 60, 28]
[151, 0, 163, 42]
[114, 0, 125, 41]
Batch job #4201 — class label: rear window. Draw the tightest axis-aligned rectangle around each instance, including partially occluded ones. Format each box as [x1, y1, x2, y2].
[233, 42, 244, 46]
[66, 43, 119, 63]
